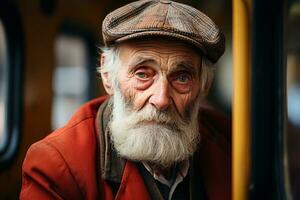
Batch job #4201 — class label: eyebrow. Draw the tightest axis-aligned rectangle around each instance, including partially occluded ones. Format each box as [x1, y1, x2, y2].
[170, 61, 199, 77]
[127, 56, 158, 71]
[127, 56, 199, 76]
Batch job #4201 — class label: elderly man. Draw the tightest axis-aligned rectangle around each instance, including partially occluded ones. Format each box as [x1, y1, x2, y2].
[20, 0, 230, 199]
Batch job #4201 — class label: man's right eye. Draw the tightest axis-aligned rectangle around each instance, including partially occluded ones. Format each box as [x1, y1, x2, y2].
[134, 67, 154, 80]
[135, 72, 148, 79]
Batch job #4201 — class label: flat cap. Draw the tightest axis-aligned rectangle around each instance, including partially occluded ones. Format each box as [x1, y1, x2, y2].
[102, 0, 225, 63]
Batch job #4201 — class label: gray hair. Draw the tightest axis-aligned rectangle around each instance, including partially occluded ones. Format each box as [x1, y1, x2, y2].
[97, 46, 215, 94]
[97, 46, 121, 89]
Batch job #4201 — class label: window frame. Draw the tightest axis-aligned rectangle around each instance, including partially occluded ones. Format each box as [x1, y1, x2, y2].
[0, 2, 23, 168]
[250, 0, 287, 199]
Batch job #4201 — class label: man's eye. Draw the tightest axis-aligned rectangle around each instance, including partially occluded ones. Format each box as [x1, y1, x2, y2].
[135, 72, 149, 79]
[175, 74, 191, 83]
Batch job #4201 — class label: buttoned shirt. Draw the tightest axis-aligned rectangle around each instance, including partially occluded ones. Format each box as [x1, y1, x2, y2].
[143, 161, 189, 200]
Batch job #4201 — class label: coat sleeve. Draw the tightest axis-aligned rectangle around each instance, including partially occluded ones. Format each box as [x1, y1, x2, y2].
[20, 141, 84, 200]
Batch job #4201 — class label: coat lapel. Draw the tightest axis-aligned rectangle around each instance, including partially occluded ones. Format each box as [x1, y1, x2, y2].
[115, 161, 151, 200]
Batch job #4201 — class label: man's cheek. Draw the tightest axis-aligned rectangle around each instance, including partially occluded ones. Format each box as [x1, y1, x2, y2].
[128, 91, 151, 110]
[171, 95, 190, 115]
[119, 87, 137, 109]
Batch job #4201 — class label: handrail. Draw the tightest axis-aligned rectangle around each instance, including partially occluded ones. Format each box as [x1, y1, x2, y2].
[232, 0, 252, 199]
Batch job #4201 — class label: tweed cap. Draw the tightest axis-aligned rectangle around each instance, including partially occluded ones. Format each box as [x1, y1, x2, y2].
[102, 0, 225, 63]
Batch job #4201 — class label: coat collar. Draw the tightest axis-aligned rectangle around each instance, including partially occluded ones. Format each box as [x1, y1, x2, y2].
[95, 97, 125, 183]
[95, 98, 153, 199]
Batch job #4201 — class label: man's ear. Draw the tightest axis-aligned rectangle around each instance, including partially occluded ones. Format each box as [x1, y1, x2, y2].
[100, 54, 114, 95]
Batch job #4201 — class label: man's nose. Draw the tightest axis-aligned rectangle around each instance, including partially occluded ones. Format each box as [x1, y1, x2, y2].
[149, 78, 171, 111]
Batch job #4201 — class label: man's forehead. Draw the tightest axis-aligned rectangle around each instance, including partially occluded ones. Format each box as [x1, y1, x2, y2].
[116, 39, 202, 73]
[127, 55, 200, 68]
[117, 39, 202, 61]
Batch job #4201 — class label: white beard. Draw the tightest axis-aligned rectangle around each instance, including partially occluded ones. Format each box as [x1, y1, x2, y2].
[109, 87, 201, 168]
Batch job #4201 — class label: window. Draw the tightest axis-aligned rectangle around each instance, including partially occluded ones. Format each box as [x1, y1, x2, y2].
[287, 1, 300, 199]
[52, 34, 90, 130]
[287, 54, 300, 127]
[0, 4, 22, 166]
[0, 20, 8, 153]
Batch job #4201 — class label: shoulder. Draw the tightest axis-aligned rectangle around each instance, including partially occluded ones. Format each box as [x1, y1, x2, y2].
[40, 96, 108, 164]
[198, 101, 231, 150]
[21, 96, 108, 199]
[43, 95, 108, 153]
[196, 101, 231, 200]
[21, 141, 84, 199]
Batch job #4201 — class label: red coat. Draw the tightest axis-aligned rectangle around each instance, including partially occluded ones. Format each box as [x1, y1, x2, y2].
[20, 96, 231, 200]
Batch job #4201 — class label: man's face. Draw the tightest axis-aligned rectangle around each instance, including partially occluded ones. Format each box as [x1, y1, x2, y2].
[117, 40, 202, 118]
[108, 40, 203, 167]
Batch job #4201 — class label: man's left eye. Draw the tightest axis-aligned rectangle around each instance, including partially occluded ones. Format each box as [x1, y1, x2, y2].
[175, 74, 191, 83]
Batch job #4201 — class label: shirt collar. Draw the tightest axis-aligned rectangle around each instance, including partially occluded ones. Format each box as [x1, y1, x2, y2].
[142, 161, 189, 188]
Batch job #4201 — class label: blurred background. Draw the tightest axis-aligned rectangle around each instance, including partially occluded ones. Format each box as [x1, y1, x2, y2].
[0, 0, 299, 199]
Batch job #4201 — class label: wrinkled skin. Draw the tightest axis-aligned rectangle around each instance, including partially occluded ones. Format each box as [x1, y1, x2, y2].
[115, 40, 202, 118]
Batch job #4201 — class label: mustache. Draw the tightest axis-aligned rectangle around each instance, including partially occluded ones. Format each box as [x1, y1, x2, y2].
[125, 104, 187, 133]
[133, 104, 176, 120]
[113, 84, 200, 128]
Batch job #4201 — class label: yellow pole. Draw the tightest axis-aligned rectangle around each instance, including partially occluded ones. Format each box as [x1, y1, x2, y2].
[233, 0, 252, 199]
